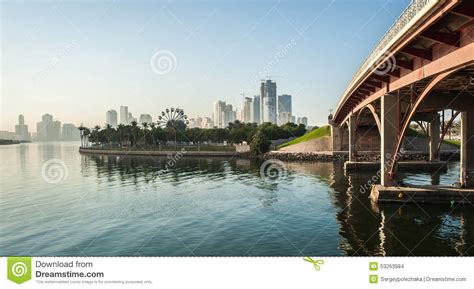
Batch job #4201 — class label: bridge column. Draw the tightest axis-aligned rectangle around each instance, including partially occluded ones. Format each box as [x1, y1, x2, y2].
[460, 111, 474, 187]
[348, 114, 357, 161]
[329, 117, 344, 151]
[429, 115, 440, 161]
[380, 93, 398, 186]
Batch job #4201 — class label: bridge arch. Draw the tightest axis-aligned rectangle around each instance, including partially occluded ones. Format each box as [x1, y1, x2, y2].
[356, 104, 381, 134]
[388, 66, 463, 177]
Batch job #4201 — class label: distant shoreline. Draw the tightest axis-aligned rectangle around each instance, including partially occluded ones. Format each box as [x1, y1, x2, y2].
[0, 139, 24, 145]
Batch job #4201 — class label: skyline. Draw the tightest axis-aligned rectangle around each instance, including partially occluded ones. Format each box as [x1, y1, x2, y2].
[2, 79, 309, 134]
[1, 0, 409, 131]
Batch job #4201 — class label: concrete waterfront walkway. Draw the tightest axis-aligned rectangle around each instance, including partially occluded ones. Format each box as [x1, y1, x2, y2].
[79, 147, 240, 157]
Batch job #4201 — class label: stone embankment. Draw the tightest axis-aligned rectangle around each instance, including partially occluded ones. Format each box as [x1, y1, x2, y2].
[261, 151, 460, 162]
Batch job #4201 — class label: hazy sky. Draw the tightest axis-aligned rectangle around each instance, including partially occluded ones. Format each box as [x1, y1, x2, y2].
[1, 0, 409, 131]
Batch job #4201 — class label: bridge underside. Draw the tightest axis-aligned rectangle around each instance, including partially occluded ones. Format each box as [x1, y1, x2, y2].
[331, 0, 474, 189]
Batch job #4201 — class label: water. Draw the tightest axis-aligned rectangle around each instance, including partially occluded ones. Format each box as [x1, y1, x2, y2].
[1, 142, 472, 256]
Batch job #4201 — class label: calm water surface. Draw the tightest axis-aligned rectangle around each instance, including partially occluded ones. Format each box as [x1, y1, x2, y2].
[1, 142, 472, 256]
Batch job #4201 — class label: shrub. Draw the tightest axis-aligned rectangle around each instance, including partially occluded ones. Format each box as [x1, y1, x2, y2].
[250, 130, 271, 155]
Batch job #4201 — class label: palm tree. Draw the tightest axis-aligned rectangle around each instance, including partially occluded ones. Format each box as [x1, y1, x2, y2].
[78, 124, 85, 147]
[142, 122, 149, 148]
[83, 127, 90, 147]
[117, 124, 126, 147]
[149, 122, 156, 148]
[104, 124, 115, 148]
[130, 121, 138, 147]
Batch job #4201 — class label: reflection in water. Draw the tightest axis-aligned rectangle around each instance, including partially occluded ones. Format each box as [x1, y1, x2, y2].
[0, 142, 472, 256]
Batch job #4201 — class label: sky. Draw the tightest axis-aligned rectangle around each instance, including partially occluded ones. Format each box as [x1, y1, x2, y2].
[1, 0, 410, 131]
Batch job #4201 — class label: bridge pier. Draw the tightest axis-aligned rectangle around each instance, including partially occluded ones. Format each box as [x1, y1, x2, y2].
[348, 114, 357, 161]
[429, 115, 440, 162]
[329, 117, 345, 152]
[380, 93, 398, 186]
[460, 111, 474, 188]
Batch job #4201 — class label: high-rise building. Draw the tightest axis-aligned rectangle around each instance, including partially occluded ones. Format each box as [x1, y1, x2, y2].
[36, 114, 61, 141]
[251, 95, 261, 124]
[242, 97, 252, 123]
[106, 110, 118, 128]
[278, 112, 292, 125]
[15, 114, 31, 141]
[300, 117, 308, 127]
[139, 114, 152, 125]
[196, 117, 203, 128]
[202, 117, 213, 129]
[62, 123, 80, 141]
[120, 106, 129, 124]
[260, 80, 277, 124]
[277, 94, 292, 125]
[128, 112, 137, 124]
[223, 104, 236, 127]
[213, 101, 226, 128]
[296, 116, 308, 127]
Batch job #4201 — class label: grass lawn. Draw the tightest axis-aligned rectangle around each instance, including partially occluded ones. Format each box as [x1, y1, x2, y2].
[278, 125, 331, 149]
[276, 125, 460, 150]
[406, 127, 460, 148]
[442, 139, 460, 148]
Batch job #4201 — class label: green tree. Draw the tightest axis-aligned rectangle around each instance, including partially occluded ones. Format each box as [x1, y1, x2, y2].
[249, 130, 270, 155]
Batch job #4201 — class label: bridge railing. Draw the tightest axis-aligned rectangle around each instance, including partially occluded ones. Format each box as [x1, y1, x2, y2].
[336, 0, 440, 117]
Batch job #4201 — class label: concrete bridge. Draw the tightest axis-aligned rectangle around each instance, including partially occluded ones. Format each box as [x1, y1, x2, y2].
[330, 0, 474, 198]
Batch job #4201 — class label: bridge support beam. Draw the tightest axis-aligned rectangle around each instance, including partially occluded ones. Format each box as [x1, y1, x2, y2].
[429, 115, 440, 162]
[460, 111, 474, 188]
[348, 114, 357, 161]
[381, 94, 398, 186]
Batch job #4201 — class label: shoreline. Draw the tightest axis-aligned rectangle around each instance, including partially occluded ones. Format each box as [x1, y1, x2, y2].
[79, 147, 460, 162]
[78, 147, 242, 157]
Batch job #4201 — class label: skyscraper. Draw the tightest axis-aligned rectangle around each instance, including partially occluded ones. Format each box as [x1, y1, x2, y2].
[15, 114, 31, 141]
[128, 112, 137, 123]
[296, 117, 308, 127]
[202, 117, 213, 129]
[106, 110, 118, 128]
[242, 97, 252, 123]
[36, 114, 61, 141]
[223, 104, 236, 127]
[62, 123, 80, 141]
[277, 94, 292, 125]
[260, 80, 277, 124]
[251, 95, 261, 124]
[213, 101, 226, 128]
[300, 117, 308, 127]
[139, 114, 152, 124]
[120, 106, 129, 124]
